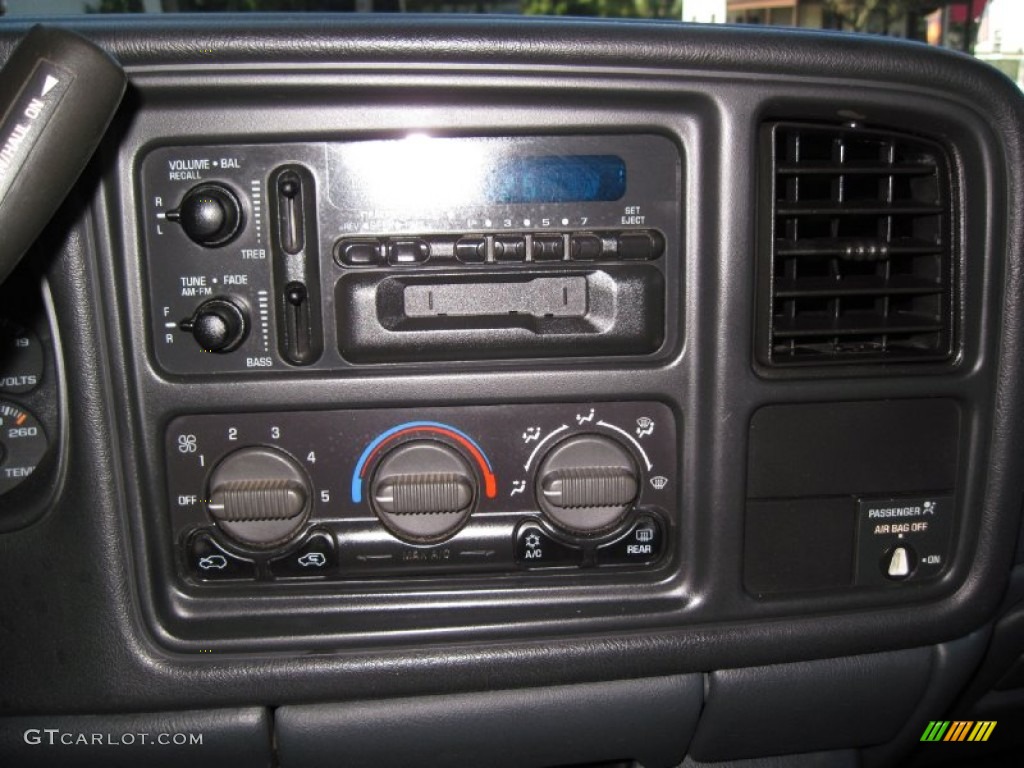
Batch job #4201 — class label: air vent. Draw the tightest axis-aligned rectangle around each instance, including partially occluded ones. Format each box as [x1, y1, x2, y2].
[761, 122, 956, 367]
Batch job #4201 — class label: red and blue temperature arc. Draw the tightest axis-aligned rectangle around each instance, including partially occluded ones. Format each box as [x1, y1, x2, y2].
[351, 421, 497, 504]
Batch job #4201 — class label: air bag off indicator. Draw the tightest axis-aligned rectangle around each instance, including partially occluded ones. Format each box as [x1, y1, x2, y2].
[854, 495, 954, 586]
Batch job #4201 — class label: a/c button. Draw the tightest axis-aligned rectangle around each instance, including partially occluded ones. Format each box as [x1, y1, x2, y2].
[514, 523, 582, 568]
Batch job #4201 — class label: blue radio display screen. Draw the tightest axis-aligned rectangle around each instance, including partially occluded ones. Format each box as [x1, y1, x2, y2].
[490, 155, 626, 203]
[327, 135, 659, 219]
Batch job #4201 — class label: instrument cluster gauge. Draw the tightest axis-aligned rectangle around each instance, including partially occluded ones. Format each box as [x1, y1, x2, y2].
[0, 317, 44, 394]
[0, 401, 47, 496]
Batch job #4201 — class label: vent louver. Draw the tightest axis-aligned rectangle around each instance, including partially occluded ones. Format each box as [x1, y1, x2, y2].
[762, 122, 956, 367]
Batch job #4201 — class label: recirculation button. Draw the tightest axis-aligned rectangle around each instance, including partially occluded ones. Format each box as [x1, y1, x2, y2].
[269, 531, 338, 578]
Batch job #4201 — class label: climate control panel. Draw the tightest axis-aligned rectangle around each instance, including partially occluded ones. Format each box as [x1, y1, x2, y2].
[165, 402, 677, 583]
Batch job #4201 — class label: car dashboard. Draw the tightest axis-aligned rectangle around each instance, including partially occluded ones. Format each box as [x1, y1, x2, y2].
[0, 13, 1023, 768]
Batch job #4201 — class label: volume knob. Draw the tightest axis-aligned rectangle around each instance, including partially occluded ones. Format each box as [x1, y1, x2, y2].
[167, 183, 243, 247]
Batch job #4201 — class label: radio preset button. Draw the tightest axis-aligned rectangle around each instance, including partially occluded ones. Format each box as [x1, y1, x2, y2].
[569, 233, 603, 261]
[618, 230, 665, 260]
[493, 236, 526, 262]
[388, 239, 430, 266]
[335, 238, 384, 267]
[455, 237, 487, 263]
[532, 235, 564, 261]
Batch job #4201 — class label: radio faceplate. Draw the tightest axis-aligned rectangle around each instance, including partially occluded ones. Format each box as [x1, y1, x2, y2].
[139, 134, 683, 374]
[166, 402, 678, 584]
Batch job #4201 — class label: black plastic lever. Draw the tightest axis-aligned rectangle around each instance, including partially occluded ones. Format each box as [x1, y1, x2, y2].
[269, 165, 323, 366]
[0, 25, 126, 285]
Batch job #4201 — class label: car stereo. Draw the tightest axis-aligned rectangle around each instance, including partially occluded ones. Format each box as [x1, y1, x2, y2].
[138, 133, 683, 374]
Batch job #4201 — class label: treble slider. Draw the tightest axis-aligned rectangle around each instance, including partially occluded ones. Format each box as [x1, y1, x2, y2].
[268, 165, 323, 366]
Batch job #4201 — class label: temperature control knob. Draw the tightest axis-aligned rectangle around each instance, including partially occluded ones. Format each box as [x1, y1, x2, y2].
[167, 182, 243, 247]
[370, 440, 477, 543]
[536, 434, 639, 535]
[180, 297, 249, 353]
[207, 446, 311, 548]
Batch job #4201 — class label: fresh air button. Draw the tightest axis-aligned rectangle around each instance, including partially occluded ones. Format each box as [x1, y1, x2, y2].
[532, 235, 564, 261]
[455, 236, 487, 263]
[617, 230, 665, 260]
[515, 523, 582, 568]
[569, 233, 603, 261]
[595, 515, 663, 566]
[387, 239, 430, 266]
[335, 238, 383, 267]
[186, 531, 256, 581]
[268, 531, 337, 578]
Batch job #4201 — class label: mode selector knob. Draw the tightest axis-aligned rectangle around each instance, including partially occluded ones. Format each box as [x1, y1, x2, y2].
[167, 182, 243, 247]
[180, 297, 249, 353]
[536, 434, 639, 535]
[370, 440, 478, 543]
[207, 446, 311, 548]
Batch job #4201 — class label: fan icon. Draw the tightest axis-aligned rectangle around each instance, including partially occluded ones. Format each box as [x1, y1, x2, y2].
[525, 533, 541, 549]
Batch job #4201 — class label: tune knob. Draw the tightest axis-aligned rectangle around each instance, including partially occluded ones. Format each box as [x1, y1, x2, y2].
[536, 434, 639, 535]
[207, 446, 311, 548]
[167, 182, 243, 247]
[180, 297, 249, 353]
[370, 440, 477, 543]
